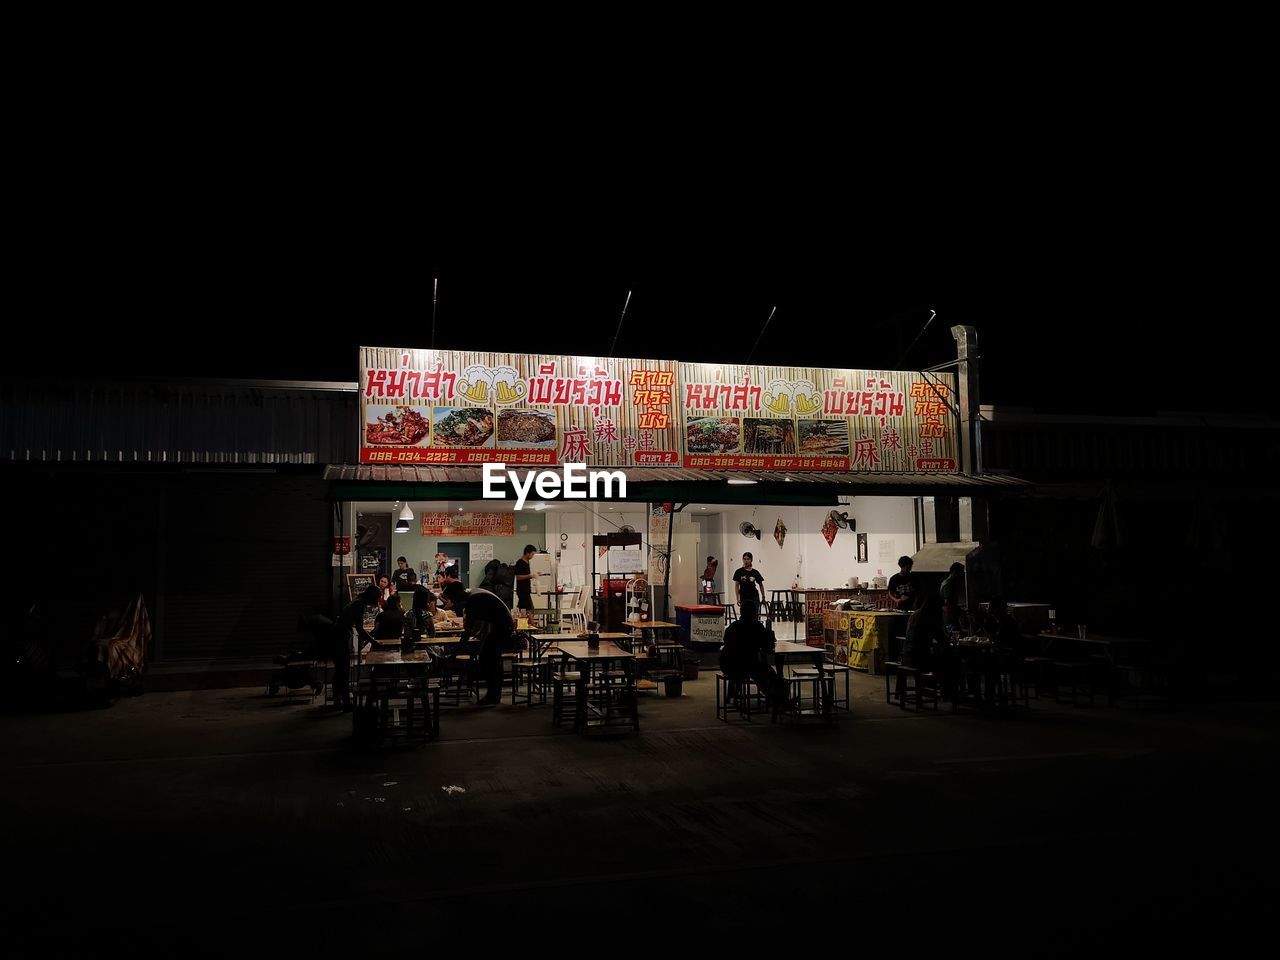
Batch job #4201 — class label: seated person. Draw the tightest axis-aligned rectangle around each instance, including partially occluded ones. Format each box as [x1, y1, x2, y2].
[720, 610, 780, 706]
[373, 592, 407, 643]
[403, 571, 437, 637]
[983, 597, 1023, 656]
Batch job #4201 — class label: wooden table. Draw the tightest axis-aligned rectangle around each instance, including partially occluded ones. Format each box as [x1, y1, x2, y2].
[354, 647, 438, 740]
[767, 640, 831, 721]
[1037, 632, 1153, 664]
[624, 620, 679, 646]
[420, 636, 464, 648]
[552, 641, 638, 732]
[531, 632, 629, 658]
[363, 648, 433, 666]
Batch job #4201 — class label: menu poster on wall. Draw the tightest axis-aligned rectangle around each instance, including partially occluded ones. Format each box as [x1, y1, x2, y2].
[420, 513, 515, 537]
[648, 503, 671, 582]
[678, 362, 958, 472]
[359, 348, 680, 466]
[358, 547, 386, 577]
[608, 549, 646, 575]
[471, 542, 495, 565]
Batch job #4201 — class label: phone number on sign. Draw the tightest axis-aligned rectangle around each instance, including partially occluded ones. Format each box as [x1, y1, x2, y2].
[362, 450, 456, 463]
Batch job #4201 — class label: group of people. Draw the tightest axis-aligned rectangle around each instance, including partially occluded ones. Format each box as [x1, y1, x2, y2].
[889, 556, 1025, 703]
[305, 552, 535, 711]
[724, 550, 1023, 705]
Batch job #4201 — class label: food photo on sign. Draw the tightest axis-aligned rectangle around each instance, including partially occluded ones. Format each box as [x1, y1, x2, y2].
[496, 409, 557, 448]
[797, 419, 850, 456]
[365, 405, 430, 446]
[432, 407, 495, 447]
[685, 417, 741, 454]
[743, 418, 795, 455]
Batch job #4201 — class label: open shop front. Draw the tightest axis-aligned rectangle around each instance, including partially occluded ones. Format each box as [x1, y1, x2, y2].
[325, 466, 1028, 671]
[335, 339, 1027, 670]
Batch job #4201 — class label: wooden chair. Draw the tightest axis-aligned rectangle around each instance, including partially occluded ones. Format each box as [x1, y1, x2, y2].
[560, 586, 589, 633]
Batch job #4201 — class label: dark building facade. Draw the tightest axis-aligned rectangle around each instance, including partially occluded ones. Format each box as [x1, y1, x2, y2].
[5, 375, 1274, 667]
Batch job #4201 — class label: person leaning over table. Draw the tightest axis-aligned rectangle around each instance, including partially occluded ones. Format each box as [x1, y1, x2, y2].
[329, 585, 380, 710]
[442, 581, 512, 706]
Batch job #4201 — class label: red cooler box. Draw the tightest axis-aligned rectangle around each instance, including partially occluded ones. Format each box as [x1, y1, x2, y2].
[675, 604, 725, 647]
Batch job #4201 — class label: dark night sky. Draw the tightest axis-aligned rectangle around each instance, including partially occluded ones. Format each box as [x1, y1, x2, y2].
[9, 109, 1265, 418]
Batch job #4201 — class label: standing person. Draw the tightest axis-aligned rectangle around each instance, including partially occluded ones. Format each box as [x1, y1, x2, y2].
[888, 556, 917, 611]
[514, 544, 537, 615]
[940, 562, 967, 629]
[330, 585, 379, 710]
[733, 552, 765, 622]
[391, 556, 414, 594]
[897, 592, 944, 701]
[377, 574, 394, 606]
[443, 581, 513, 705]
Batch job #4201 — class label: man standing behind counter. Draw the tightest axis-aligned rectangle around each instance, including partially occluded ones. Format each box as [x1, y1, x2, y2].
[888, 556, 916, 611]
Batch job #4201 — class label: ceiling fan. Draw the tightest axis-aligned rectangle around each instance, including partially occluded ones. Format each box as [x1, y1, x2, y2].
[739, 521, 762, 540]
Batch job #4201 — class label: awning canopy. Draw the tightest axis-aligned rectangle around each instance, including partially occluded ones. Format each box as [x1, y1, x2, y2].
[323, 465, 1030, 504]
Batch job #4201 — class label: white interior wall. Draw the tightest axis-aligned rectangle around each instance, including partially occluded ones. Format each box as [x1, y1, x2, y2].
[666, 510, 698, 609]
[704, 498, 917, 598]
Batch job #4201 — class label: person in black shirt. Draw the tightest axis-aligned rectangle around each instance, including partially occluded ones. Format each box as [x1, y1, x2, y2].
[374, 593, 407, 643]
[514, 544, 537, 614]
[392, 556, 414, 594]
[331, 585, 379, 709]
[732, 552, 764, 621]
[443, 582, 514, 705]
[888, 556, 916, 612]
[403, 571, 436, 638]
[983, 597, 1023, 656]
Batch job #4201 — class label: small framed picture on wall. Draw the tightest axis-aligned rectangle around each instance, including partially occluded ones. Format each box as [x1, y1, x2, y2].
[856, 533, 868, 564]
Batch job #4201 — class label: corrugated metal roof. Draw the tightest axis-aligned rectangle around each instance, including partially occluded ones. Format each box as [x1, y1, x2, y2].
[2, 380, 358, 465]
